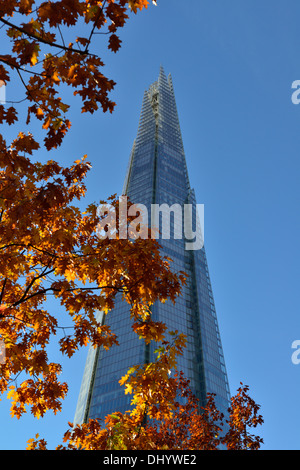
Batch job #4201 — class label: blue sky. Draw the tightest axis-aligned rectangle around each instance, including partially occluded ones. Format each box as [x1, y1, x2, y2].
[1, 0, 300, 450]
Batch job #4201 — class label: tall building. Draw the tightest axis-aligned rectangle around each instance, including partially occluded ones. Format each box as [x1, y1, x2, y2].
[74, 67, 230, 426]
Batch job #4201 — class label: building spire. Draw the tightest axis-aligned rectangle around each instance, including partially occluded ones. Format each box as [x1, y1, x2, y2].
[159, 64, 166, 78]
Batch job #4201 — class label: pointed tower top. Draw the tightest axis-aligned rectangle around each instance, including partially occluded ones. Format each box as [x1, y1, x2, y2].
[159, 64, 166, 76]
[158, 64, 168, 84]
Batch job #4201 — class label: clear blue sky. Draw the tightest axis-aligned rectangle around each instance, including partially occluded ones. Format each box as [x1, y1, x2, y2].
[1, 0, 300, 450]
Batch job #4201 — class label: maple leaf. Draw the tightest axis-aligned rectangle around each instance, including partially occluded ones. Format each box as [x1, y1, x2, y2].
[108, 34, 122, 53]
[5, 107, 18, 125]
[128, 0, 150, 13]
[12, 132, 40, 154]
[0, 64, 10, 83]
[18, 0, 36, 15]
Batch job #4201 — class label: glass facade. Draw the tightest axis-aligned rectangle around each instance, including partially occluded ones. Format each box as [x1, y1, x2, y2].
[74, 67, 230, 426]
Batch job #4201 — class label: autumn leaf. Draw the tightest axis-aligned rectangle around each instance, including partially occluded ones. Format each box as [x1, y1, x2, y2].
[128, 0, 150, 13]
[0, 304, 7, 316]
[12, 132, 40, 154]
[5, 107, 18, 125]
[108, 34, 122, 53]
[0, 64, 10, 83]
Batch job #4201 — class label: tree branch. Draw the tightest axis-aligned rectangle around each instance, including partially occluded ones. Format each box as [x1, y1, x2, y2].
[0, 17, 91, 56]
[0, 57, 45, 77]
[11, 283, 126, 308]
[0, 277, 7, 305]
[84, 0, 108, 54]
[16, 267, 56, 307]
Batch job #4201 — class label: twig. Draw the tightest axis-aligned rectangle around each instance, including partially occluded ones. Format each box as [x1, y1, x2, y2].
[84, 0, 108, 54]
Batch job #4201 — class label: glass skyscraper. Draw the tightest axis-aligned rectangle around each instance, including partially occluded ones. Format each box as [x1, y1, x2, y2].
[74, 67, 230, 426]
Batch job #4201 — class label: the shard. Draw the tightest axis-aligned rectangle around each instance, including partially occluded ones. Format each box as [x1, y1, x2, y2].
[74, 67, 230, 425]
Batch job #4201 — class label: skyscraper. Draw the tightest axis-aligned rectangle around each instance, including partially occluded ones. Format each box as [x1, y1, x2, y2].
[74, 67, 230, 426]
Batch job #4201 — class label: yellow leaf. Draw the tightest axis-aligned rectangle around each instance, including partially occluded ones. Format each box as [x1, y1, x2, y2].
[65, 269, 76, 282]
[7, 387, 16, 400]
[30, 44, 40, 66]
